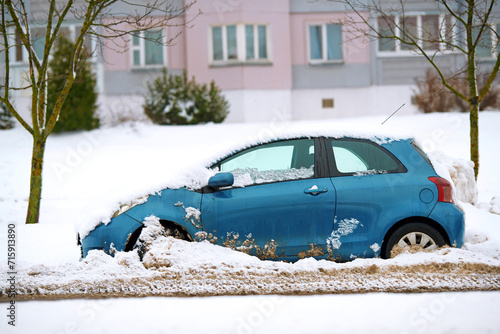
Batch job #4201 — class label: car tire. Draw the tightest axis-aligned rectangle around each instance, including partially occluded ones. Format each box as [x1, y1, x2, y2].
[134, 223, 187, 261]
[383, 222, 446, 259]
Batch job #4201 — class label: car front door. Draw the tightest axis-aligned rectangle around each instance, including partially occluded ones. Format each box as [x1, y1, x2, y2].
[201, 138, 336, 259]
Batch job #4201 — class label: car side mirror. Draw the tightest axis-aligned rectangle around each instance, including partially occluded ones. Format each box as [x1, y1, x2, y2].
[208, 172, 234, 187]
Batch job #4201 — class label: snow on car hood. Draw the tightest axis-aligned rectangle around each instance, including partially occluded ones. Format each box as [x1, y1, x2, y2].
[74, 165, 216, 239]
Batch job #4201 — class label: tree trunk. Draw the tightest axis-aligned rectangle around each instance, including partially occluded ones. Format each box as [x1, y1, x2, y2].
[25, 136, 46, 224]
[469, 98, 479, 180]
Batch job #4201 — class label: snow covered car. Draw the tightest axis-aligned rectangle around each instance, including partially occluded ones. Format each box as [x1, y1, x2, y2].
[79, 133, 465, 261]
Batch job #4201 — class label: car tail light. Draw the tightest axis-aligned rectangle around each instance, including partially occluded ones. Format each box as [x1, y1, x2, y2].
[428, 177, 454, 203]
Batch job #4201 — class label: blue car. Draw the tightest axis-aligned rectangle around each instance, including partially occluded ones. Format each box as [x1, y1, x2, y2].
[79, 135, 465, 261]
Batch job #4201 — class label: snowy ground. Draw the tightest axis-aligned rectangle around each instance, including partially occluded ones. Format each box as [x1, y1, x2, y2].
[0, 111, 499, 333]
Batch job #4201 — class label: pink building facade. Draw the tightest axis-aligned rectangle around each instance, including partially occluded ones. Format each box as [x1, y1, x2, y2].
[97, 0, 414, 123]
[6, 0, 498, 123]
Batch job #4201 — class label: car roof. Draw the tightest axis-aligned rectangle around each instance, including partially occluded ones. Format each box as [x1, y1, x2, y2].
[204, 123, 413, 167]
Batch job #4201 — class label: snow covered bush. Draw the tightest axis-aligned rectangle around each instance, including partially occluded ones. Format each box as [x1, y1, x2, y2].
[143, 69, 229, 125]
[0, 100, 15, 130]
[47, 35, 100, 133]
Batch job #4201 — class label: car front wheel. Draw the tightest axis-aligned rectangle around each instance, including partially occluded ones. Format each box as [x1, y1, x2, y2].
[383, 222, 446, 259]
[133, 222, 189, 261]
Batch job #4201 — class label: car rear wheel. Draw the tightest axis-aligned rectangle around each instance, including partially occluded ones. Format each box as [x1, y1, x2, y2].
[383, 222, 446, 259]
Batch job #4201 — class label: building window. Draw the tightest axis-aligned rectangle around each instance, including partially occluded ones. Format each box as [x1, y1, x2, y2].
[474, 26, 493, 58]
[14, 31, 25, 62]
[378, 14, 455, 53]
[131, 29, 165, 67]
[378, 18, 396, 52]
[211, 24, 270, 63]
[245, 24, 268, 60]
[472, 24, 500, 59]
[308, 23, 343, 63]
[31, 28, 47, 60]
[10, 25, 94, 63]
[212, 26, 223, 60]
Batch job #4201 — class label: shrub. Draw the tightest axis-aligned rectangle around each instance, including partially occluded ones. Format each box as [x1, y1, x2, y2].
[414, 69, 500, 113]
[47, 35, 99, 133]
[0, 100, 15, 130]
[450, 74, 500, 112]
[144, 69, 229, 125]
[413, 70, 456, 113]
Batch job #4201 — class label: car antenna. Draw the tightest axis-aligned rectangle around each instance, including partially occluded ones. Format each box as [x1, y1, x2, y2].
[381, 103, 405, 125]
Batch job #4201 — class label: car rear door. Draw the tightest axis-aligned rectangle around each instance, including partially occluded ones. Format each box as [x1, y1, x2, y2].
[326, 138, 409, 260]
[201, 138, 336, 259]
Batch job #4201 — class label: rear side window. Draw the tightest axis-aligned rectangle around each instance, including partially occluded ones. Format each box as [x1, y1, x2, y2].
[331, 139, 405, 175]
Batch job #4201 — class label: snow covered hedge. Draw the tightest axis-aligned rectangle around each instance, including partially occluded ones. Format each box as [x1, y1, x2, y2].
[143, 69, 229, 125]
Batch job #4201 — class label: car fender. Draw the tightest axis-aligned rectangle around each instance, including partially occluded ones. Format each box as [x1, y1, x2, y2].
[81, 213, 143, 257]
[122, 188, 203, 239]
[427, 202, 465, 248]
[82, 188, 202, 257]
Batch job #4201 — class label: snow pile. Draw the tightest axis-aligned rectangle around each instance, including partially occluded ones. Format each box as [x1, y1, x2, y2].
[428, 150, 478, 204]
[491, 197, 500, 214]
[477, 197, 500, 215]
[2, 218, 499, 299]
[3, 207, 500, 299]
[139, 217, 176, 269]
[460, 201, 500, 260]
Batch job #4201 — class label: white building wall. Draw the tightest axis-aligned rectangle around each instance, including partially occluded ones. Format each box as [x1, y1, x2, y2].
[223, 90, 293, 123]
[11, 85, 421, 127]
[292, 85, 419, 120]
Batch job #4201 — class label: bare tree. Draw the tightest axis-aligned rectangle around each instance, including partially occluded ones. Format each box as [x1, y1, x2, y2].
[334, 0, 500, 179]
[0, 0, 198, 224]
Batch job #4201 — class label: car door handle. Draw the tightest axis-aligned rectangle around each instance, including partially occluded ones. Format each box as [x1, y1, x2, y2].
[304, 187, 328, 195]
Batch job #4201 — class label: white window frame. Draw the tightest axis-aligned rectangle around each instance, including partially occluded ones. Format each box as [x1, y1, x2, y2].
[377, 13, 458, 56]
[307, 22, 344, 64]
[130, 29, 167, 68]
[209, 23, 272, 64]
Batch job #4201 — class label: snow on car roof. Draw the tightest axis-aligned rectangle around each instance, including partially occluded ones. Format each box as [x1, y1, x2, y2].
[202, 122, 412, 166]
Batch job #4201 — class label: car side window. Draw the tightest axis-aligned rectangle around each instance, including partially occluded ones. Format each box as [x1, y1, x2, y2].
[331, 139, 401, 175]
[220, 139, 315, 186]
